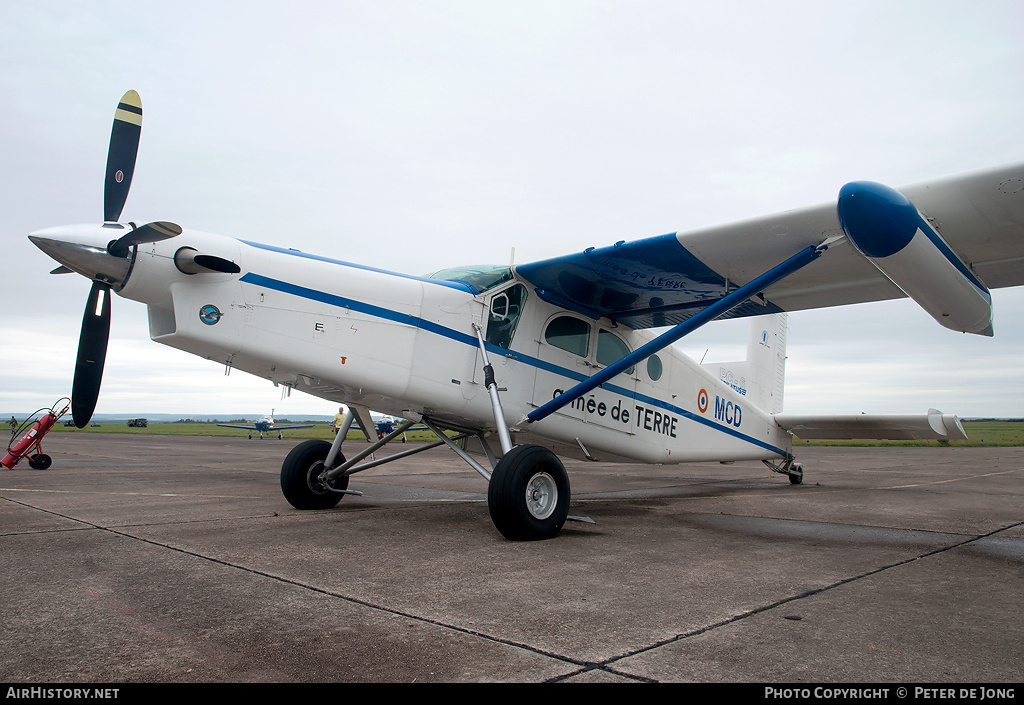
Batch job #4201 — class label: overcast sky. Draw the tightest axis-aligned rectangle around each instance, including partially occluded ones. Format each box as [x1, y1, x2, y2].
[2, 1, 1023, 418]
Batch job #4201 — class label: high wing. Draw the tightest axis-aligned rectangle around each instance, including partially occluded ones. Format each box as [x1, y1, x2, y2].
[515, 163, 1024, 331]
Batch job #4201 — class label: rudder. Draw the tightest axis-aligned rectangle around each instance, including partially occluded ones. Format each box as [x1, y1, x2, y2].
[701, 313, 787, 413]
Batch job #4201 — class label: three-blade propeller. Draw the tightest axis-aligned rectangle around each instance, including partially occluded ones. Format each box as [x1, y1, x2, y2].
[70, 90, 183, 428]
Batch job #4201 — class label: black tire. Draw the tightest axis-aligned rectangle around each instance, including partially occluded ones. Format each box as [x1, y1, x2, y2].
[488, 444, 570, 541]
[788, 462, 804, 485]
[28, 454, 52, 470]
[280, 439, 347, 510]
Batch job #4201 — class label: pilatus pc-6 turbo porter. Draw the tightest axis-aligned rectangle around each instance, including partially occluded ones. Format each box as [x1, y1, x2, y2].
[29, 91, 1024, 540]
[216, 411, 314, 440]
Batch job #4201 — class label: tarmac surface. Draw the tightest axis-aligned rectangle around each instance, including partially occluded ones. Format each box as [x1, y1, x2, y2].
[1, 433, 1021, 684]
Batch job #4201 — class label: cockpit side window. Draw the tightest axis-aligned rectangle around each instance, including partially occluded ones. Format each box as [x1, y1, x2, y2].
[544, 316, 591, 357]
[486, 283, 527, 349]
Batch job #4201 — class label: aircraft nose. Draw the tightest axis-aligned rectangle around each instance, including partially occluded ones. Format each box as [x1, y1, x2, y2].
[29, 225, 132, 287]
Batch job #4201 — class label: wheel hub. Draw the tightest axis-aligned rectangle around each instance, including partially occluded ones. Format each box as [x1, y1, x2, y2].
[525, 471, 557, 520]
[306, 461, 329, 495]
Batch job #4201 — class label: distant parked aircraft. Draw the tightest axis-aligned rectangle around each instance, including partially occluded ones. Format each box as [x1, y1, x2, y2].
[217, 411, 313, 440]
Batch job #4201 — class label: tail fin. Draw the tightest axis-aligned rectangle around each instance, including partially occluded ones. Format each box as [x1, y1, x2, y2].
[701, 313, 788, 413]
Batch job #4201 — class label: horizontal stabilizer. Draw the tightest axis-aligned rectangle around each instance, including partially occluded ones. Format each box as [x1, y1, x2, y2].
[774, 409, 967, 441]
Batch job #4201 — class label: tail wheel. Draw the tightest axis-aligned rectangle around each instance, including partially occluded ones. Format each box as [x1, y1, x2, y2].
[280, 439, 347, 510]
[488, 445, 570, 541]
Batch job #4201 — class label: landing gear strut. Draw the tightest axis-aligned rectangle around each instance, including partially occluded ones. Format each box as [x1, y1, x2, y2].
[471, 323, 572, 540]
[277, 325, 575, 540]
[277, 416, 574, 540]
[764, 457, 803, 484]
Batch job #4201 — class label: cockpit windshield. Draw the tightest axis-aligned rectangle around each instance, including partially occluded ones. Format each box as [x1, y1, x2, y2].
[425, 265, 513, 294]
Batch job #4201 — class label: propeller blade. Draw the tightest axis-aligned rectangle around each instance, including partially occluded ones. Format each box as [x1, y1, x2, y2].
[71, 281, 112, 428]
[103, 90, 142, 223]
[107, 221, 182, 257]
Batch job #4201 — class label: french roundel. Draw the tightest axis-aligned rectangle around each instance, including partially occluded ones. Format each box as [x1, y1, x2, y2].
[697, 388, 709, 414]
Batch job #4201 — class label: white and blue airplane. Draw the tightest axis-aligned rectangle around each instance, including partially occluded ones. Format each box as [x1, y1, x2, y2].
[216, 410, 314, 440]
[28, 91, 1024, 540]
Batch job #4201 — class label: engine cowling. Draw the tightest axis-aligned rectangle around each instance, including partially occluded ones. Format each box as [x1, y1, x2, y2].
[837, 181, 993, 336]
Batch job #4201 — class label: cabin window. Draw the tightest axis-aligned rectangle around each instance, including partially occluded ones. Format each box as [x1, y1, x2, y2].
[545, 316, 591, 357]
[647, 354, 663, 381]
[596, 329, 635, 375]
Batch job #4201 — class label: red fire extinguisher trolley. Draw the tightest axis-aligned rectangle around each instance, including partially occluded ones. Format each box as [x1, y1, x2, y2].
[2, 398, 71, 470]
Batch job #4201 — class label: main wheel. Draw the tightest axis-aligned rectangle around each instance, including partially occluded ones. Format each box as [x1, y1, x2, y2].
[488, 444, 570, 541]
[788, 462, 804, 485]
[28, 454, 52, 470]
[280, 439, 348, 509]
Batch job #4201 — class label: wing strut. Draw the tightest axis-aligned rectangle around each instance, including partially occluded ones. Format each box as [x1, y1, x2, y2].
[526, 243, 827, 425]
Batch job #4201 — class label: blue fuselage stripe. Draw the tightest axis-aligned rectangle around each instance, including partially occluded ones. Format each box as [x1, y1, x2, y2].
[238, 271, 788, 456]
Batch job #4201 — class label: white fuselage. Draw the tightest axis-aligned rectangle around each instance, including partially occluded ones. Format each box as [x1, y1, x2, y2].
[119, 230, 793, 464]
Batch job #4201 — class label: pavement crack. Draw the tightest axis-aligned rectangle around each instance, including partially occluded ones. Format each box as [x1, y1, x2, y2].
[38, 519, 591, 672]
[546, 520, 1024, 682]
[3, 497, 588, 671]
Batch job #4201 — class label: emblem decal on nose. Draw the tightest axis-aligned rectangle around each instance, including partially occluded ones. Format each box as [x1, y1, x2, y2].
[199, 304, 223, 325]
